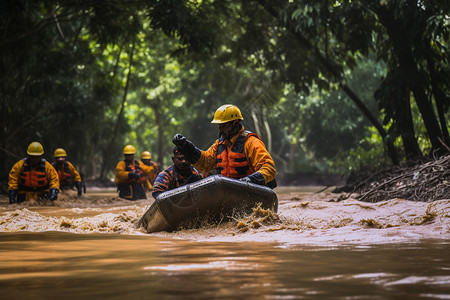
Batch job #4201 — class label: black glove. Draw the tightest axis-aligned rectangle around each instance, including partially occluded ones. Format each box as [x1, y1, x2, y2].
[239, 172, 265, 185]
[128, 172, 140, 179]
[172, 134, 201, 163]
[9, 189, 17, 204]
[76, 182, 82, 196]
[49, 188, 59, 201]
[172, 134, 187, 148]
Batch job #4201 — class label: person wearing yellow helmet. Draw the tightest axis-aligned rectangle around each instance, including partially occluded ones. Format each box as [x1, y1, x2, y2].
[140, 150, 159, 185]
[8, 142, 60, 204]
[51, 148, 83, 196]
[115, 145, 155, 200]
[172, 104, 277, 188]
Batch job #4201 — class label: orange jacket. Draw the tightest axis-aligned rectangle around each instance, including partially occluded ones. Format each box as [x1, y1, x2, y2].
[193, 126, 276, 183]
[8, 158, 59, 191]
[52, 161, 82, 185]
[115, 160, 154, 184]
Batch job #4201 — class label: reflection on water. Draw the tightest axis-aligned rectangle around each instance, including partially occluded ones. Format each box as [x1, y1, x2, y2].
[0, 232, 449, 299]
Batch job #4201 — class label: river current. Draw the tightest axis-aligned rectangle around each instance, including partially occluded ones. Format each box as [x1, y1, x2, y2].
[0, 187, 449, 299]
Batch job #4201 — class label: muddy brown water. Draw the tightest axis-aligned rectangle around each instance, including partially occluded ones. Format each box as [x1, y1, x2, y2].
[0, 187, 449, 299]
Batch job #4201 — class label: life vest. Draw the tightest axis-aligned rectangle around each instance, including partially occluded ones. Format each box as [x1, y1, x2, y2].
[52, 161, 72, 185]
[125, 160, 145, 184]
[19, 158, 49, 191]
[117, 160, 146, 200]
[215, 131, 260, 178]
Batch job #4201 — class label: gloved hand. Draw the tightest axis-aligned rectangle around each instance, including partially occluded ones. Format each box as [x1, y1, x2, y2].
[128, 172, 140, 179]
[172, 134, 187, 149]
[9, 189, 17, 204]
[76, 182, 82, 196]
[49, 188, 59, 201]
[239, 172, 265, 185]
[172, 134, 201, 163]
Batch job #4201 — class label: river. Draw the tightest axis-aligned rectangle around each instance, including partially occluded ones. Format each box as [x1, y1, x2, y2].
[0, 187, 449, 299]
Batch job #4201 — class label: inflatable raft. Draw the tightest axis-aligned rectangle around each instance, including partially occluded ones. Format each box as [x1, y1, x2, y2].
[139, 175, 278, 233]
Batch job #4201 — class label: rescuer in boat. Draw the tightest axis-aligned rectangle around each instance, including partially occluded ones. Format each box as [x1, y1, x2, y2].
[172, 104, 277, 188]
[115, 145, 154, 200]
[51, 148, 83, 196]
[8, 142, 60, 204]
[152, 147, 203, 199]
[140, 150, 159, 185]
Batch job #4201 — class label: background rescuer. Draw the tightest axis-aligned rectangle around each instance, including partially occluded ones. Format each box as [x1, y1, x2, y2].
[8, 142, 59, 204]
[115, 145, 154, 200]
[52, 148, 83, 196]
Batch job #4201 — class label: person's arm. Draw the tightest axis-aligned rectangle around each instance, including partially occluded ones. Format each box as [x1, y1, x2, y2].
[45, 161, 60, 190]
[8, 160, 23, 204]
[68, 162, 82, 182]
[68, 162, 83, 196]
[45, 161, 60, 201]
[172, 134, 219, 174]
[152, 170, 171, 199]
[192, 141, 219, 174]
[243, 136, 276, 183]
[139, 161, 154, 179]
[8, 160, 23, 191]
[115, 161, 130, 183]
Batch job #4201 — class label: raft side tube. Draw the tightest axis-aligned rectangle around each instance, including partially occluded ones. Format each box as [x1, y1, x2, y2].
[140, 175, 278, 233]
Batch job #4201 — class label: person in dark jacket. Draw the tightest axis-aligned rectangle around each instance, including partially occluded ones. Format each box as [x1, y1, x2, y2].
[152, 147, 203, 199]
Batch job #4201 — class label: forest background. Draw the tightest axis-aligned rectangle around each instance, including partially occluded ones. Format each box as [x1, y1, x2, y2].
[1, 0, 449, 188]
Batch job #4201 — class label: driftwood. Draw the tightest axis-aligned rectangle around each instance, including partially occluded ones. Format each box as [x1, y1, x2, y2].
[335, 155, 450, 202]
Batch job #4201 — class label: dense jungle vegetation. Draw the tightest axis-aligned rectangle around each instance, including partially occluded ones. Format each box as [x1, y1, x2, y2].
[1, 0, 449, 185]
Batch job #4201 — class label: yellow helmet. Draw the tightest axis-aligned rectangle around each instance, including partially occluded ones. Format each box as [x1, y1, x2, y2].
[211, 104, 243, 124]
[141, 151, 152, 159]
[54, 148, 67, 157]
[27, 142, 44, 156]
[123, 145, 136, 154]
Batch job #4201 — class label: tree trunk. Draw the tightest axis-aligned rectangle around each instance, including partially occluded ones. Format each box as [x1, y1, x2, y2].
[410, 86, 444, 151]
[427, 57, 450, 146]
[376, 6, 445, 154]
[397, 84, 422, 158]
[99, 42, 135, 180]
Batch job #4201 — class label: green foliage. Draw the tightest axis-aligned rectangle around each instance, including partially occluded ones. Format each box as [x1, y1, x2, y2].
[1, 0, 449, 186]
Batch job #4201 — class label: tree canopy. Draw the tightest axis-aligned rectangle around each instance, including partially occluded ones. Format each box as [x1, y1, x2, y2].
[1, 0, 448, 185]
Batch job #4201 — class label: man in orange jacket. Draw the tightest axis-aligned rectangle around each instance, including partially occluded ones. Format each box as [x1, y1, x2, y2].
[172, 104, 277, 188]
[8, 142, 60, 204]
[52, 148, 83, 196]
[140, 150, 159, 185]
[115, 145, 154, 200]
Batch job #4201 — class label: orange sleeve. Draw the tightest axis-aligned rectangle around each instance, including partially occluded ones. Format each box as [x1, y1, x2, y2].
[115, 161, 129, 184]
[139, 161, 154, 179]
[67, 162, 82, 182]
[45, 161, 60, 190]
[193, 140, 219, 174]
[8, 160, 24, 190]
[244, 136, 276, 183]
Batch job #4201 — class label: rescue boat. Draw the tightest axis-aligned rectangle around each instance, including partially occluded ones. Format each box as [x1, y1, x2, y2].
[139, 175, 278, 233]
